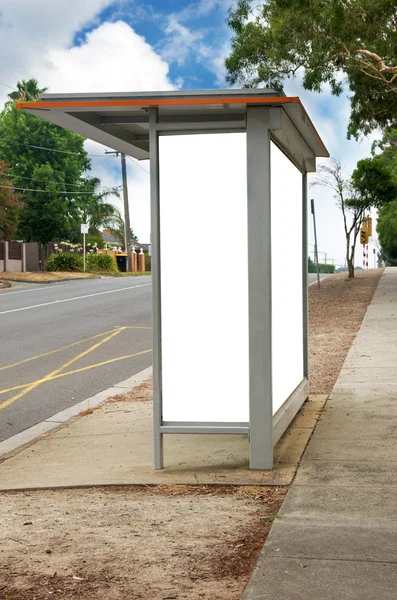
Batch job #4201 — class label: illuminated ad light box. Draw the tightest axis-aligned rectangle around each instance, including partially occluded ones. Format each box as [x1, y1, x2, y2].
[18, 90, 329, 470]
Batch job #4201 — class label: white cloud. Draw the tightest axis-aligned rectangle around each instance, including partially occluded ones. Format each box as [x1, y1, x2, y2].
[38, 21, 174, 93]
[161, 19, 205, 66]
[0, 0, 115, 95]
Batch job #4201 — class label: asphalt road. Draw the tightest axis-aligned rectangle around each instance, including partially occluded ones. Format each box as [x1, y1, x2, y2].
[0, 272, 333, 444]
[0, 277, 152, 443]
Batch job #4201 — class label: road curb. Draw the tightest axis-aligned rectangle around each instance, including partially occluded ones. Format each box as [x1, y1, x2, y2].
[0, 366, 153, 459]
[3, 276, 101, 285]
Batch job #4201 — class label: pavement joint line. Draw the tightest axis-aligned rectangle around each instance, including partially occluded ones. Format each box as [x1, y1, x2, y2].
[0, 328, 126, 410]
[0, 349, 152, 398]
[266, 556, 397, 565]
[0, 282, 152, 315]
[0, 366, 153, 458]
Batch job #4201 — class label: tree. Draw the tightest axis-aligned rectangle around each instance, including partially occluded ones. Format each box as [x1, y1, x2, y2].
[0, 160, 24, 240]
[226, 0, 397, 137]
[74, 177, 121, 236]
[0, 79, 91, 242]
[377, 199, 397, 264]
[311, 159, 372, 279]
[17, 165, 73, 244]
[351, 157, 397, 208]
[7, 79, 48, 102]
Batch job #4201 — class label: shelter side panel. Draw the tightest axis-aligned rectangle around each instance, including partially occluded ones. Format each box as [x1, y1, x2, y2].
[159, 133, 249, 423]
[271, 141, 304, 414]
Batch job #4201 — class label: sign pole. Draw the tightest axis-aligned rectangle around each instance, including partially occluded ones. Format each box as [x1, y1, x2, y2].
[81, 223, 88, 272]
[310, 199, 321, 288]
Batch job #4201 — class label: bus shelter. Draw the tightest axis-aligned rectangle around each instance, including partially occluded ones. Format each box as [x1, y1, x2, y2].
[18, 89, 329, 470]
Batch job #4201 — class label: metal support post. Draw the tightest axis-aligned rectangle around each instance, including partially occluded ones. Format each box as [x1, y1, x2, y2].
[247, 107, 273, 470]
[149, 107, 164, 469]
[302, 174, 309, 379]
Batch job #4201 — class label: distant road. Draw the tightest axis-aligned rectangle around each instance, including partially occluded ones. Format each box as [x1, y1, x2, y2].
[0, 276, 152, 443]
[308, 273, 333, 285]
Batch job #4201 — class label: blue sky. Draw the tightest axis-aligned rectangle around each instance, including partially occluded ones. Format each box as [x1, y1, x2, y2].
[73, 0, 232, 90]
[0, 0, 378, 264]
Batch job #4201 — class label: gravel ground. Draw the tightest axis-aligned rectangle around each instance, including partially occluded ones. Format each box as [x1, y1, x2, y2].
[0, 269, 383, 599]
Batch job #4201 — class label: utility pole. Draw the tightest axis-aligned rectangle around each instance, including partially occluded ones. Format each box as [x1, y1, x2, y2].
[105, 150, 132, 272]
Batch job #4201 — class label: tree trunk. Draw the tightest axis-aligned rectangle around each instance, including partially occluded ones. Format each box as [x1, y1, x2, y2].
[347, 258, 354, 278]
[345, 233, 355, 278]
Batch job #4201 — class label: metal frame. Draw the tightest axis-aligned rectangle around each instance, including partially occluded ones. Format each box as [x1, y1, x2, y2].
[149, 107, 164, 469]
[150, 105, 311, 471]
[18, 90, 327, 472]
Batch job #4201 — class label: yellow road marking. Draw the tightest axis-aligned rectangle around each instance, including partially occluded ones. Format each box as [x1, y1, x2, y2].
[0, 326, 151, 373]
[47, 349, 152, 380]
[0, 328, 125, 411]
[0, 348, 152, 410]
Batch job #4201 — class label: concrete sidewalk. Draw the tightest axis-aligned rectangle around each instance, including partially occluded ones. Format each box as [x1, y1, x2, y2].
[243, 266, 397, 599]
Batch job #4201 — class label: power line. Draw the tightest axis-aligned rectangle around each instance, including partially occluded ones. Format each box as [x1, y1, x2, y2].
[0, 183, 119, 195]
[0, 81, 15, 92]
[127, 155, 150, 175]
[0, 170, 121, 190]
[0, 137, 120, 157]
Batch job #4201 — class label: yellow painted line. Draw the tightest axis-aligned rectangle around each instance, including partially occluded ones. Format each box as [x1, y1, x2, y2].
[0, 349, 152, 406]
[0, 328, 125, 411]
[0, 329, 120, 373]
[0, 326, 151, 373]
[49, 349, 152, 380]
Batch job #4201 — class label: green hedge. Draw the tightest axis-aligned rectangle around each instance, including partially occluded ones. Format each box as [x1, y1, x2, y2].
[308, 257, 335, 274]
[46, 252, 83, 272]
[85, 253, 118, 273]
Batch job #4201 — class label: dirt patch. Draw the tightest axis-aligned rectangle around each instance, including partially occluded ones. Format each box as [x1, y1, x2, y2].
[108, 380, 153, 403]
[0, 279, 11, 290]
[0, 271, 97, 283]
[0, 486, 286, 600]
[309, 269, 382, 394]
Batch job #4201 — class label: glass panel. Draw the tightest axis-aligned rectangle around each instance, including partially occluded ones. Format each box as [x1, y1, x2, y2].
[271, 142, 304, 414]
[159, 133, 249, 423]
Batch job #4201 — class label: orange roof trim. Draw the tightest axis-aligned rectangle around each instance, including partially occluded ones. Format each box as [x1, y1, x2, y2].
[16, 96, 300, 110]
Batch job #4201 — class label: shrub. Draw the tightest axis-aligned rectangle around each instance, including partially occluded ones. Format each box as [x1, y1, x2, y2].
[46, 252, 83, 272]
[85, 234, 104, 249]
[144, 253, 151, 272]
[85, 253, 118, 273]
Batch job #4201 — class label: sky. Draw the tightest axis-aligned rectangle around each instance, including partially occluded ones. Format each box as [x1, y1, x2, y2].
[0, 0, 379, 266]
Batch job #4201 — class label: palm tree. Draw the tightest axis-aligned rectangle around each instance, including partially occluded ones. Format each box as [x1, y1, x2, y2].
[8, 79, 48, 102]
[78, 177, 122, 237]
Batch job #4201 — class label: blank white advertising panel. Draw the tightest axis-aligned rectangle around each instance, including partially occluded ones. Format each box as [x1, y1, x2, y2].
[271, 142, 304, 414]
[159, 133, 249, 423]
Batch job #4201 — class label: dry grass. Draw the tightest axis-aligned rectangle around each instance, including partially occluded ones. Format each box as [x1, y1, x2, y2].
[309, 269, 383, 394]
[108, 379, 153, 403]
[0, 271, 97, 282]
